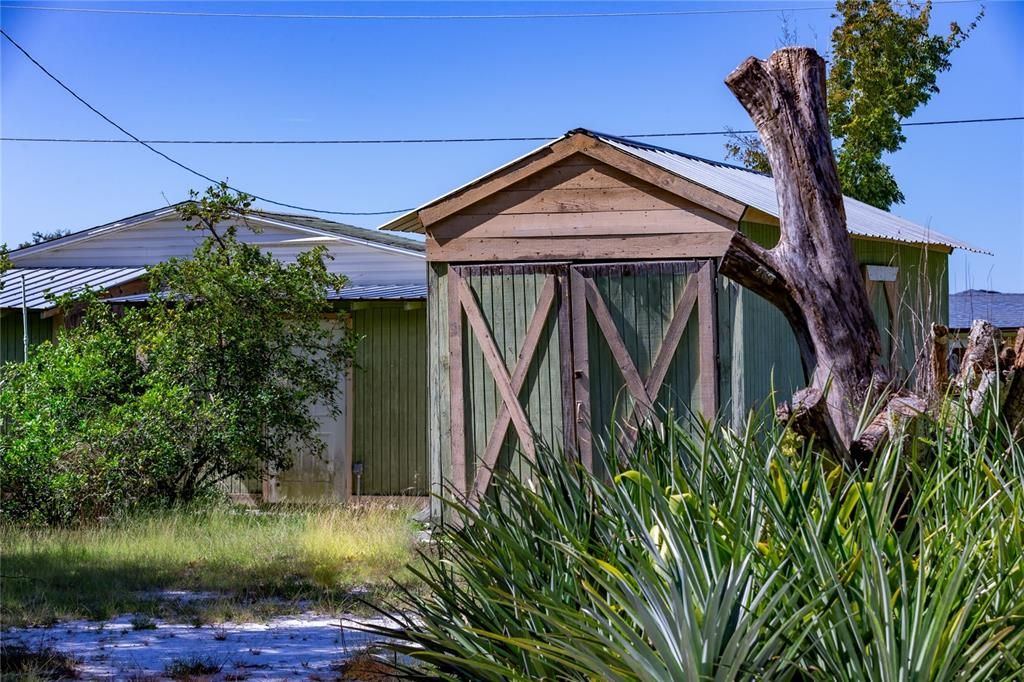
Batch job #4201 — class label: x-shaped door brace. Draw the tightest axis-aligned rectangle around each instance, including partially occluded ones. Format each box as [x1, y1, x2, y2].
[450, 270, 557, 503]
[576, 261, 707, 454]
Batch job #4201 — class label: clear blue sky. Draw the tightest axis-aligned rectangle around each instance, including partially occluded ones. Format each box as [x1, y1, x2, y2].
[1, 1, 1021, 292]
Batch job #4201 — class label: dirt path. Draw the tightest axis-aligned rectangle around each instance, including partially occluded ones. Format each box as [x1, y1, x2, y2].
[3, 612, 399, 680]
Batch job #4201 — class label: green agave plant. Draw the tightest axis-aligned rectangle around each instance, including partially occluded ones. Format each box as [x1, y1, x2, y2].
[368, 394, 1024, 681]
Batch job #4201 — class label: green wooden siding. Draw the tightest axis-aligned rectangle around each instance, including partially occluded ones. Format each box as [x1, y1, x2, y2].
[0, 309, 55, 364]
[351, 305, 429, 496]
[458, 265, 567, 493]
[721, 221, 949, 420]
[583, 264, 702, 458]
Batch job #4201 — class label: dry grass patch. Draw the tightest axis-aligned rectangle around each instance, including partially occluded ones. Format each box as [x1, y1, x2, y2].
[1, 503, 423, 626]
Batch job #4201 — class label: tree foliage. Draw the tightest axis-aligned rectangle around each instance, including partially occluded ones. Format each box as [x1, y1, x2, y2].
[17, 229, 72, 250]
[0, 244, 10, 290]
[726, 0, 981, 209]
[0, 184, 359, 524]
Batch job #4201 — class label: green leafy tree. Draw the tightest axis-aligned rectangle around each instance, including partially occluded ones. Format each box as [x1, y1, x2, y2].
[17, 229, 72, 249]
[143, 184, 359, 500]
[726, 0, 981, 209]
[0, 184, 360, 522]
[0, 244, 10, 290]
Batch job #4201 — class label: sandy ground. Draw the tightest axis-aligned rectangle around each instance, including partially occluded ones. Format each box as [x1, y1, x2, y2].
[3, 612, 400, 680]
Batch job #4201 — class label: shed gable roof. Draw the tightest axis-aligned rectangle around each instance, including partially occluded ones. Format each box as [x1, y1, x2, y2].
[381, 128, 985, 254]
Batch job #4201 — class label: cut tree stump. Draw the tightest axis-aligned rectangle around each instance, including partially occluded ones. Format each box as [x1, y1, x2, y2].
[721, 47, 889, 459]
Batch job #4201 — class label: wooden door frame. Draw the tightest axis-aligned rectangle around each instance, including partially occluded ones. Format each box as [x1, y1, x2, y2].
[570, 260, 719, 468]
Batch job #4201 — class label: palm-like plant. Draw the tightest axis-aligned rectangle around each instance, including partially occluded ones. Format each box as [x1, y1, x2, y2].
[369, 395, 1024, 680]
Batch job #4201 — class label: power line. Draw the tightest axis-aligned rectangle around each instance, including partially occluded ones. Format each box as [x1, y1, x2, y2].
[2, 117, 1021, 145]
[0, 0, 980, 20]
[0, 28, 408, 216]
[0, 3, 864, 20]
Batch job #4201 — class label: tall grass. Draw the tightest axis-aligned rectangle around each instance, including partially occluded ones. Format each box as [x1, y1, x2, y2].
[374, 397, 1024, 680]
[1, 503, 421, 626]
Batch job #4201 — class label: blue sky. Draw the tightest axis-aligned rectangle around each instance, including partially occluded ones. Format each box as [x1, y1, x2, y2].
[1, 1, 1021, 292]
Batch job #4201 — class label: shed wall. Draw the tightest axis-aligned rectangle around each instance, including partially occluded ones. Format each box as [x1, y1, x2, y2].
[722, 221, 950, 421]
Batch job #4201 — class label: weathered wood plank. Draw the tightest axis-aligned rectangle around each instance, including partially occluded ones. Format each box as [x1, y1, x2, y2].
[580, 143, 746, 222]
[697, 261, 719, 417]
[419, 135, 599, 228]
[556, 270, 576, 457]
[570, 268, 594, 470]
[583, 278, 653, 418]
[459, 186, 708, 217]
[430, 209, 733, 241]
[471, 276, 557, 502]
[646, 276, 699, 399]
[455, 276, 537, 460]
[426, 231, 734, 262]
[447, 268, 467, 497]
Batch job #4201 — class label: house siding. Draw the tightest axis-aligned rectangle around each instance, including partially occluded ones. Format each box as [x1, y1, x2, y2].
[350, 304, 429, 496]
[1, 309, 55, 364]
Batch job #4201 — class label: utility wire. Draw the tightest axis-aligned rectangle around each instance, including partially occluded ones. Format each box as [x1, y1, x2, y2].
[0, 0, 980, 20]
[2, 117, 1021, 145]
[0, 28, 408, 216]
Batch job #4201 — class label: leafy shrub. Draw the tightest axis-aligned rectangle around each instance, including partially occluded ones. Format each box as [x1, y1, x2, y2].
[374, 399, 1024, 680]
[0, 185, 358, 524]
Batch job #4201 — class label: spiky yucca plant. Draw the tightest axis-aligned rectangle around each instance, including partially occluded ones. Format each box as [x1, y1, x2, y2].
[370, 396, 1024, 681]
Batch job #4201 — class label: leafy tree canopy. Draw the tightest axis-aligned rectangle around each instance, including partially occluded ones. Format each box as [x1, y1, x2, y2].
[726, 0, 981, 209]
[17, 229, 72, 249]
[0, 184, 360, 523]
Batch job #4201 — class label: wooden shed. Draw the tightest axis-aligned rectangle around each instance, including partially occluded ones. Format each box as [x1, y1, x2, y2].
[380, 129, 983, 505]
[2, 206, 430, 503]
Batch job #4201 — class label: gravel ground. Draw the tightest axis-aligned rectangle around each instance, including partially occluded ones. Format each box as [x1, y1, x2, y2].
[3, 612, 400, 680]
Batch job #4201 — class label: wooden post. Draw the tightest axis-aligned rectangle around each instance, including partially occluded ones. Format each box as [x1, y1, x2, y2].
[570, 268, 593, 471]
[697, 261, 719, 419]
[447, 269, 467, 497]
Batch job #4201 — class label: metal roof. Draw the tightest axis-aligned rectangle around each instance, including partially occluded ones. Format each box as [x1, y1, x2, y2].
[103, 283, 428, 305]
[8, 204, 425, 263]
[380, 128, 987, 254]
[949, 290, 1024, 330]
[250, 211, 426, 253]
[327, 284, 427, 300]
[0, 267, 147, 310]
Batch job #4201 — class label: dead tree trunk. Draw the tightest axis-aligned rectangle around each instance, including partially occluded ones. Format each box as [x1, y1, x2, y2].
[1005, 329, 1024, 438]
[721, 47, 889, 460]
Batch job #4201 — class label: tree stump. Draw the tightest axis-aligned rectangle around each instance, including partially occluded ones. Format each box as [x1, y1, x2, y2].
[721, 47, 889, 459]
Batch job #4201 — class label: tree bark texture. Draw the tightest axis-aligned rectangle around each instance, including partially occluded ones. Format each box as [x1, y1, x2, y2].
[999, 328, 1023, 437]
[915, 323, 950, 405]
[721, 47, 888, 456]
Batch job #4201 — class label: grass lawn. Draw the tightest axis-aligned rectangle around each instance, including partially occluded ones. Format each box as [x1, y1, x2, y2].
[1, 503, 425, 627]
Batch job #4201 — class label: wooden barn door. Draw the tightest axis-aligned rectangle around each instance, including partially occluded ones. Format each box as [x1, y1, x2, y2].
[570, 260, 718, 469]
[447, 264, 574, 503]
